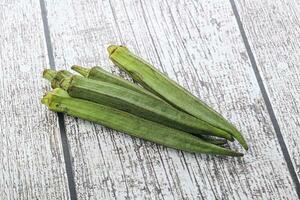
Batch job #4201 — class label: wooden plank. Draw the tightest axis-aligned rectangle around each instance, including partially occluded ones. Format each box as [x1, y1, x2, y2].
[45, 0, 298, 199]
[0, 1, 69, 199]
[234, 0, 300, 182]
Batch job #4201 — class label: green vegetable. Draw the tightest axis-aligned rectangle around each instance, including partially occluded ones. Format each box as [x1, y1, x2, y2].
[43, 69, 57, 81]
[41, 88, 242, 156]
[57, 75, 233, 140]
[70, 66, 232, 144]
[71, 65, 161, 100]
[42, 69, 232, 144]
[108, 45, 248, 150]
[43, 68, 232, 142]
[43, 69, 73, 89]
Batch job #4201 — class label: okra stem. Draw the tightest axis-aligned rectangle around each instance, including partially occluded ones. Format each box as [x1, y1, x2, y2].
[43, 69, 73, 89]
[72, 65, 89, 77]
[43, 69, 57, 82]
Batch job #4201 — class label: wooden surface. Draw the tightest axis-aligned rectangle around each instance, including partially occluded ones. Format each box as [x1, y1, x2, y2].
[235, 0, 300, 182]
[0, 0, 299, 199]
[0, 0, 69, 199]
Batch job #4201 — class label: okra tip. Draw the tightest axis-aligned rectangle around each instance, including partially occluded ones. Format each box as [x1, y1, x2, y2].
[230, 128, 249, 150]
[241, 141, 249, 151]
[107, 44, 118, 55]
[71, 65, 89, 77]
[43, 69, 57, 82]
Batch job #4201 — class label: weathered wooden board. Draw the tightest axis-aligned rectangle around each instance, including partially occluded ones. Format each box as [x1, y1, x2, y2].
[235, 0, 300, 181]
[45, 0, 298, 199]
[0, 0, 69, 199]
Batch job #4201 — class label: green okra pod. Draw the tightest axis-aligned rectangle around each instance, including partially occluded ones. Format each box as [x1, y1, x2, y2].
[41, 88, 242, 157]
[71, 65, 161, 100]
[108, 45, 248, 150]
[58, 75, 233, 140]
[43, 69, 233, 142]
[42, 70, 228, 146]
[70, 66, 232, 144]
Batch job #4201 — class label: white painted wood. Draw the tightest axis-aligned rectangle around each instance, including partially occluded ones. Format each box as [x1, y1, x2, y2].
[45, 0, 298, 199]
[235, 0, 300, 181]
[0, 1, 69, 199]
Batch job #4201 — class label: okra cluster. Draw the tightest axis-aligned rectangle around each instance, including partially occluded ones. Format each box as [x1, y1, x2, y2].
[41, 45, 248, 157]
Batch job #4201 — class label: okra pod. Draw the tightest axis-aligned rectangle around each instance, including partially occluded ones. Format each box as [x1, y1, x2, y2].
[58, 75, 233, 140]
[43, 69, 231, 144]
[70, 66, 231, 145]
[108, 45, 248, 150]
[43, 69, 233, 141]
[71, 65, 161, 100]
[41, 88, 242, 156]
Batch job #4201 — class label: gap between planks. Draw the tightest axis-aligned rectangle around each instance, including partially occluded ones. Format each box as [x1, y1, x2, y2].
[229, 0, 300, 198]
[39, 0, 78, 199]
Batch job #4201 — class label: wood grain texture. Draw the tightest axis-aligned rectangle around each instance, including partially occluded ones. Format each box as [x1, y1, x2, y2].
[0, 0, 69, 199]
[45, 0, 298, 199]
[235, 0, 300, 181]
